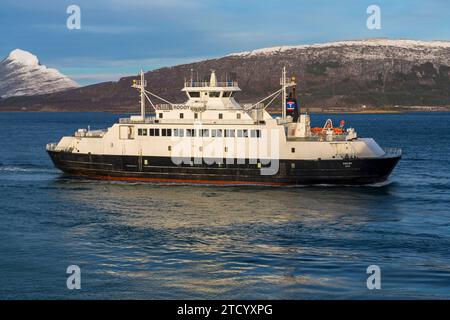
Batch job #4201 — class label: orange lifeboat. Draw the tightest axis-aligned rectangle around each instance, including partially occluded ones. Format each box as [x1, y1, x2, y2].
[310, 119, 345, 135]
[310, 127, 323, 134]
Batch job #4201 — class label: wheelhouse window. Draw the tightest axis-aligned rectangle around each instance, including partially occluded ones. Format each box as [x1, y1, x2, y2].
[138, 128, 148, 136]
[222, 91, 233, 97]
[209, 91, 221, 98]
[186, 129, 196, 137]
[149, 128, 160, 136]
[174, 129, 184, 137]
[250, 129, 261, 138]
[211, 129, 223, 137]
[225, 129, 235, 138]
[200, 129, 209, 137]
[188, 92, 200, 98]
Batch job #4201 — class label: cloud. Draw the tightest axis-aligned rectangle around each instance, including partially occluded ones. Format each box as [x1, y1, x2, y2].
[81, 25, 141, 34]
[107, 0, 206, 10]
[4, 0, 450, 86]
[53, 55, 209, 69]
[32, 24, 142, 34]
[57, 55, 211, 85]
[69, 72, 127, 83]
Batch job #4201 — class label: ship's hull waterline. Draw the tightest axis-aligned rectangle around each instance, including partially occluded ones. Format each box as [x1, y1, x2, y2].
[47, 151, 401, 186]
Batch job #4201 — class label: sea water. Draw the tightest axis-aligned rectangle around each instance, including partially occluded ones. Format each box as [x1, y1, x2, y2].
[0, 112, 449, 299]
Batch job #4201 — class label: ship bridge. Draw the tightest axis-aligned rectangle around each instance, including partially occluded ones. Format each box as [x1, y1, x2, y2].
[124, 69, 290, 125]
[181, 71, 242, 110]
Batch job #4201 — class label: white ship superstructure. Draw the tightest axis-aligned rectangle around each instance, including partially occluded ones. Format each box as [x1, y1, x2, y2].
[47, 68, 401, 185]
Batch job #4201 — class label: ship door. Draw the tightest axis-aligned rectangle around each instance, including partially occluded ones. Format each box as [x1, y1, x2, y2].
[119, 125, 134, 140]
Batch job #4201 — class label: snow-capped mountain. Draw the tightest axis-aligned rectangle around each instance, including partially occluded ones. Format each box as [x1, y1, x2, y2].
[229, 38, 450, 59]
[0, 49, 78, 98]
[1, 39, 450, 112]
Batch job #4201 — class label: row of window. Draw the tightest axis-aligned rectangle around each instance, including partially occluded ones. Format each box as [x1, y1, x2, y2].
[137, 128, 262, 138]
[188, 91, 236, 98]
[164, 113, 241, 120]
[137, 128, 172, 137]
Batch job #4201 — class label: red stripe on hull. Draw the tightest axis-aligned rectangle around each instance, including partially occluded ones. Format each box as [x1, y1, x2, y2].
[81, 174, 290, 186]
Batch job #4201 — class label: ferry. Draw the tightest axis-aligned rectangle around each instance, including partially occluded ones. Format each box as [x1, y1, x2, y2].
[46, 68, 401, 185]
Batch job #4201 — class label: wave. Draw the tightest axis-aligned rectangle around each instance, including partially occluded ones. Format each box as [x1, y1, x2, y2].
[402, 157, 450, 163]
[54, 176, 397, 189]
[56, 177, 277, 188]
[284, 179, 396, 188]
[0, 164, 57, 174]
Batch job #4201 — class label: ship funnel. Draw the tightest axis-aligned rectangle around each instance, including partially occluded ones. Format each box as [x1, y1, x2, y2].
[210, 70, 217, 87]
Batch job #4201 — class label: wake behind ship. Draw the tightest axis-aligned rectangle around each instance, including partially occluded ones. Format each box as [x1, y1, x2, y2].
[46, 68, 401, 185]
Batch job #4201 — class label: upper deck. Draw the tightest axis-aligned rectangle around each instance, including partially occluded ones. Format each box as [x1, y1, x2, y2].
[118, 69, 357, 142]
[179, 71, 242, 110]
[183, 80, 239, 89]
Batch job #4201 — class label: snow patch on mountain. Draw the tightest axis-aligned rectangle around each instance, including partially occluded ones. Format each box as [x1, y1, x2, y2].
[229, 39, 450, 57]
[0, 49, 79, 98]
[7, 49, 40, 66]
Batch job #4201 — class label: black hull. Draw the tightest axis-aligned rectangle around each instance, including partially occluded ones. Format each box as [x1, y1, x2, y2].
[47, 151, 400, 186]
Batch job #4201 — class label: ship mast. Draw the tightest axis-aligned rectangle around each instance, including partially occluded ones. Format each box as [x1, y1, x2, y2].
[244, 67, 295, 113]
[139, 69, 146, 119]
[131, 69, 149, 119]
[132, 70, 174, 117]
[281, 66, 287, 119]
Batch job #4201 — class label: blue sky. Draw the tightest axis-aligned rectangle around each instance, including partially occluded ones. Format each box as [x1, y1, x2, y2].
[1, 0, 449, 85]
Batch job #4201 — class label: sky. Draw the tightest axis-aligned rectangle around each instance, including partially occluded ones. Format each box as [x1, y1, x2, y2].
[1, 0, 449, 85]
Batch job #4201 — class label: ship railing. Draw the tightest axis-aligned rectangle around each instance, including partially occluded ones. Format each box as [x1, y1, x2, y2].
[383, 147, 403, 157]
[119, 117, 156, 124]
[155, 104, 173, 110]
[85, 130, 106, 138]
[190, 105, 206, 113]
[46, 143, 57, 151]
[73, 129, 107, 138]
[184, 81, 238, 88]
[287, 134, 348, 142]
[46, 143, 74, 153]
[330, 134, 350, 141]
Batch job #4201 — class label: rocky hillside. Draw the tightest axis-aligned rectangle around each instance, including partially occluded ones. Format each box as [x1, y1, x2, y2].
[0, 49, 78, 99]
[1, 39, 450, 112]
